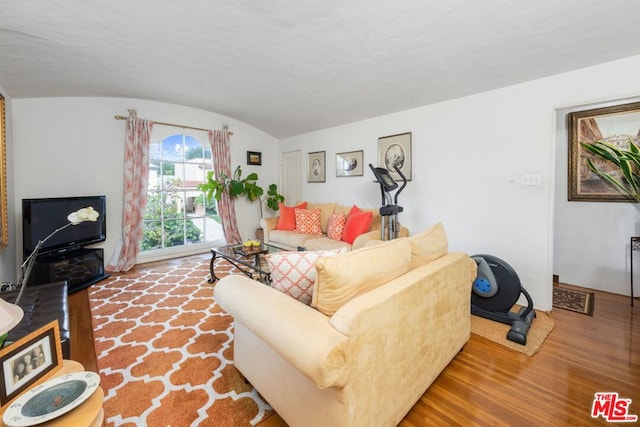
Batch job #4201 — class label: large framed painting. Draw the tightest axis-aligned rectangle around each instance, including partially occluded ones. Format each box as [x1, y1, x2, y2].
[568, 101, 640, 202]
[0, 93, 7, 247]
[378, 132, 412, 181]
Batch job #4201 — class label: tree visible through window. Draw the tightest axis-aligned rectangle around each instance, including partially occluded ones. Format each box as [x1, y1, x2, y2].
[142, 133, 223, 253]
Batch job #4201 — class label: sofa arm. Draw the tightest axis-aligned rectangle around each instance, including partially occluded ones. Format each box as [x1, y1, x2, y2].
[214, 275, 349, 388]
[259, 216, 279, 243]
[352, 225, 410, 250]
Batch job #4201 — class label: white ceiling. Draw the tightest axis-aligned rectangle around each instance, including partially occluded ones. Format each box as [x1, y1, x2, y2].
[2, 1, 640, 138]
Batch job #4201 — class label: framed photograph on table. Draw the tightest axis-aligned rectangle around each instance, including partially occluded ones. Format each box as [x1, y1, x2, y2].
[0, 321, 63, 406]
[336, 150, 364, 177]
[307, 151, 326, 183]
[568, 101, 640, 201]
[378, 132, 412, 181]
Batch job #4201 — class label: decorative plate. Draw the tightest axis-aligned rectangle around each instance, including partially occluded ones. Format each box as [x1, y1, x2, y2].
[2, 371, 100, 427]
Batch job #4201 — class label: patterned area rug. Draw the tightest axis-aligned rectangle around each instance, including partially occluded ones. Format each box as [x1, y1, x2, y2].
[88, 255, 272, 427]
[553, 286, 595, 316]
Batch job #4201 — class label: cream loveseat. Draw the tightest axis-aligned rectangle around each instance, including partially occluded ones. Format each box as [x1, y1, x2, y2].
[259, 201, 409, 251]
[214, 224, 476, 427]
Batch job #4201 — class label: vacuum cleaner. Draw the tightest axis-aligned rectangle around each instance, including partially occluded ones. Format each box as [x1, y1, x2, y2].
[471, 254, 535, 345]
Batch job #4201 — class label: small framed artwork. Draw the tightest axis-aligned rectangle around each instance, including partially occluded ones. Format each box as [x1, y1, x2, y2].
[378, 132, 412, 181]
[307, 151, 326, 183]
[336, 150, 364, 177]
[0, 321, 63, 406]
[246, 151, 262, 166]
[568, 101, 640, 202]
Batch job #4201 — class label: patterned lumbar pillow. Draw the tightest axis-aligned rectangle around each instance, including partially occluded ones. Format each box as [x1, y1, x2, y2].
[266, 248, 347, 304]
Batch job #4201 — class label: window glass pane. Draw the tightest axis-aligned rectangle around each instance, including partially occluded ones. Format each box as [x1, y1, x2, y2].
[141, 220, 163, 250]
[187, 218, 205, 244]
[163, 219, 186, 247]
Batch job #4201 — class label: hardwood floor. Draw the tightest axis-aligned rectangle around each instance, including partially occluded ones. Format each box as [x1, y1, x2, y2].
[69, 268, 640, 426]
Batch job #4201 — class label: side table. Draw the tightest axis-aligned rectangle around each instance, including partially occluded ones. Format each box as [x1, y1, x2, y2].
[0, 360, 104, 427]
[631, 237, 640, 306]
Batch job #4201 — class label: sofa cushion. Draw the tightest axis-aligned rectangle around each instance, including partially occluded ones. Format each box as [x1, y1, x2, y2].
[275, 202, 308, 231]
[327, 213, 346, 241]
[312, 238, 411, 316]
[408, 223, 448, 270]
[266, 248, 347, 305]
[341, 211, 373, 244]
[269, 230, 320, 249]
[295, 208, 323, 235]
[304, 237, 351, 251]
[306, 202, 337, 233]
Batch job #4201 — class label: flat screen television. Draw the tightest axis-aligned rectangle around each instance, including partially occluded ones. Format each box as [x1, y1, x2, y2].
[22, 195, 106, 259]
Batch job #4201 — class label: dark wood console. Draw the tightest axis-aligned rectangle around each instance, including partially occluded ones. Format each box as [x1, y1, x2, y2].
[25, 247, 110, 294]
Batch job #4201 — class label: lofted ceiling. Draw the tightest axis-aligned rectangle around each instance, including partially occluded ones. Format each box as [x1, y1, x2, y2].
[1, 1, 640, 138]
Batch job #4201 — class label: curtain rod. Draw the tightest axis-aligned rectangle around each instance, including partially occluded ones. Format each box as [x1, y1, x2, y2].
[114, 114, 233, 135]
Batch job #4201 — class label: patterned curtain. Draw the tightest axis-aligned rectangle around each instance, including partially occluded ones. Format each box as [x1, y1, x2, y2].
[106, 113, 153, 272]
[209, 130, 242, 244]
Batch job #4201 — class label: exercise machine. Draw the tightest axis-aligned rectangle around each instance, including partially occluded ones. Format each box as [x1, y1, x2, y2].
[369, 163, 407, 240]
[471, 254, 535, 345]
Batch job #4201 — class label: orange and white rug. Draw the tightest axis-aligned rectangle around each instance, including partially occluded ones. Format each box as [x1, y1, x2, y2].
[88, 255, 272, 427]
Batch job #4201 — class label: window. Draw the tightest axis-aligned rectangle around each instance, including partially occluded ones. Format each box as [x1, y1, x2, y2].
[141, 131, 224, 258]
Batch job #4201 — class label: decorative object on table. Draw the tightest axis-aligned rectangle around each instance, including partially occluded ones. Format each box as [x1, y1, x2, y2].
[0, 93, 7, 248]
[552, 285, 595, 316]
[198, 165, 284, 221]
[307, 151, 326, 183]
[2, 371, 99, 426]
[17, 206, 100, 294]
[0, 299, 23, 348]
[336, 150, 364, 177]
[246, 151, 262, 166]
[0, 321, 63, 406]
[568, 101, 640, 202]
[378, 132, 412, 181]
[240, 240, 262, 255]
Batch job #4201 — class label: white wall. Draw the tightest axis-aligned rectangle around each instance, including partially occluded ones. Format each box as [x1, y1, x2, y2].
[280, 54, 640, 311]
[0, 86, 17, 282]
[9, 97, 278, 279]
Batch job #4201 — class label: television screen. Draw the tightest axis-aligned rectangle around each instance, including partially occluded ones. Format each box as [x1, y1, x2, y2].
[22, 195, 106, 258]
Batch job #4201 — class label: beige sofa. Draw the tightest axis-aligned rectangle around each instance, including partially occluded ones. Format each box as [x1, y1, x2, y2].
[215, 224, 476, 427]
[259, 201, 409, 251]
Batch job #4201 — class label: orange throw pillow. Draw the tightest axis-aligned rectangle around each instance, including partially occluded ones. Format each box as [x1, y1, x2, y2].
[341, 211, 373, 244]
[275, 202, 308, 231]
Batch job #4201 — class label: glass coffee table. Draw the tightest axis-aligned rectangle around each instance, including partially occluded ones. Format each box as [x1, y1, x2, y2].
[209, 242, 285, 284]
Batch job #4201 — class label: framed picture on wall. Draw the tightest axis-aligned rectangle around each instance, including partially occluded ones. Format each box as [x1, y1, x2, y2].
[246, 151, 262, 166]
[307, 151, 326, 183]
[378, 132, 412, 181]
[568, 101, 640, 202]
[336, 150, 364, 177]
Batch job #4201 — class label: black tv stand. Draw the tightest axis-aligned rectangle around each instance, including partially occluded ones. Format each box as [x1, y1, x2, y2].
[26, 247, 110, 294]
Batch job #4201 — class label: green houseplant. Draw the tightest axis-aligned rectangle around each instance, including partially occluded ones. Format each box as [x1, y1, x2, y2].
[580, 139, 640, 202]
[198, 165, 285, 220]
